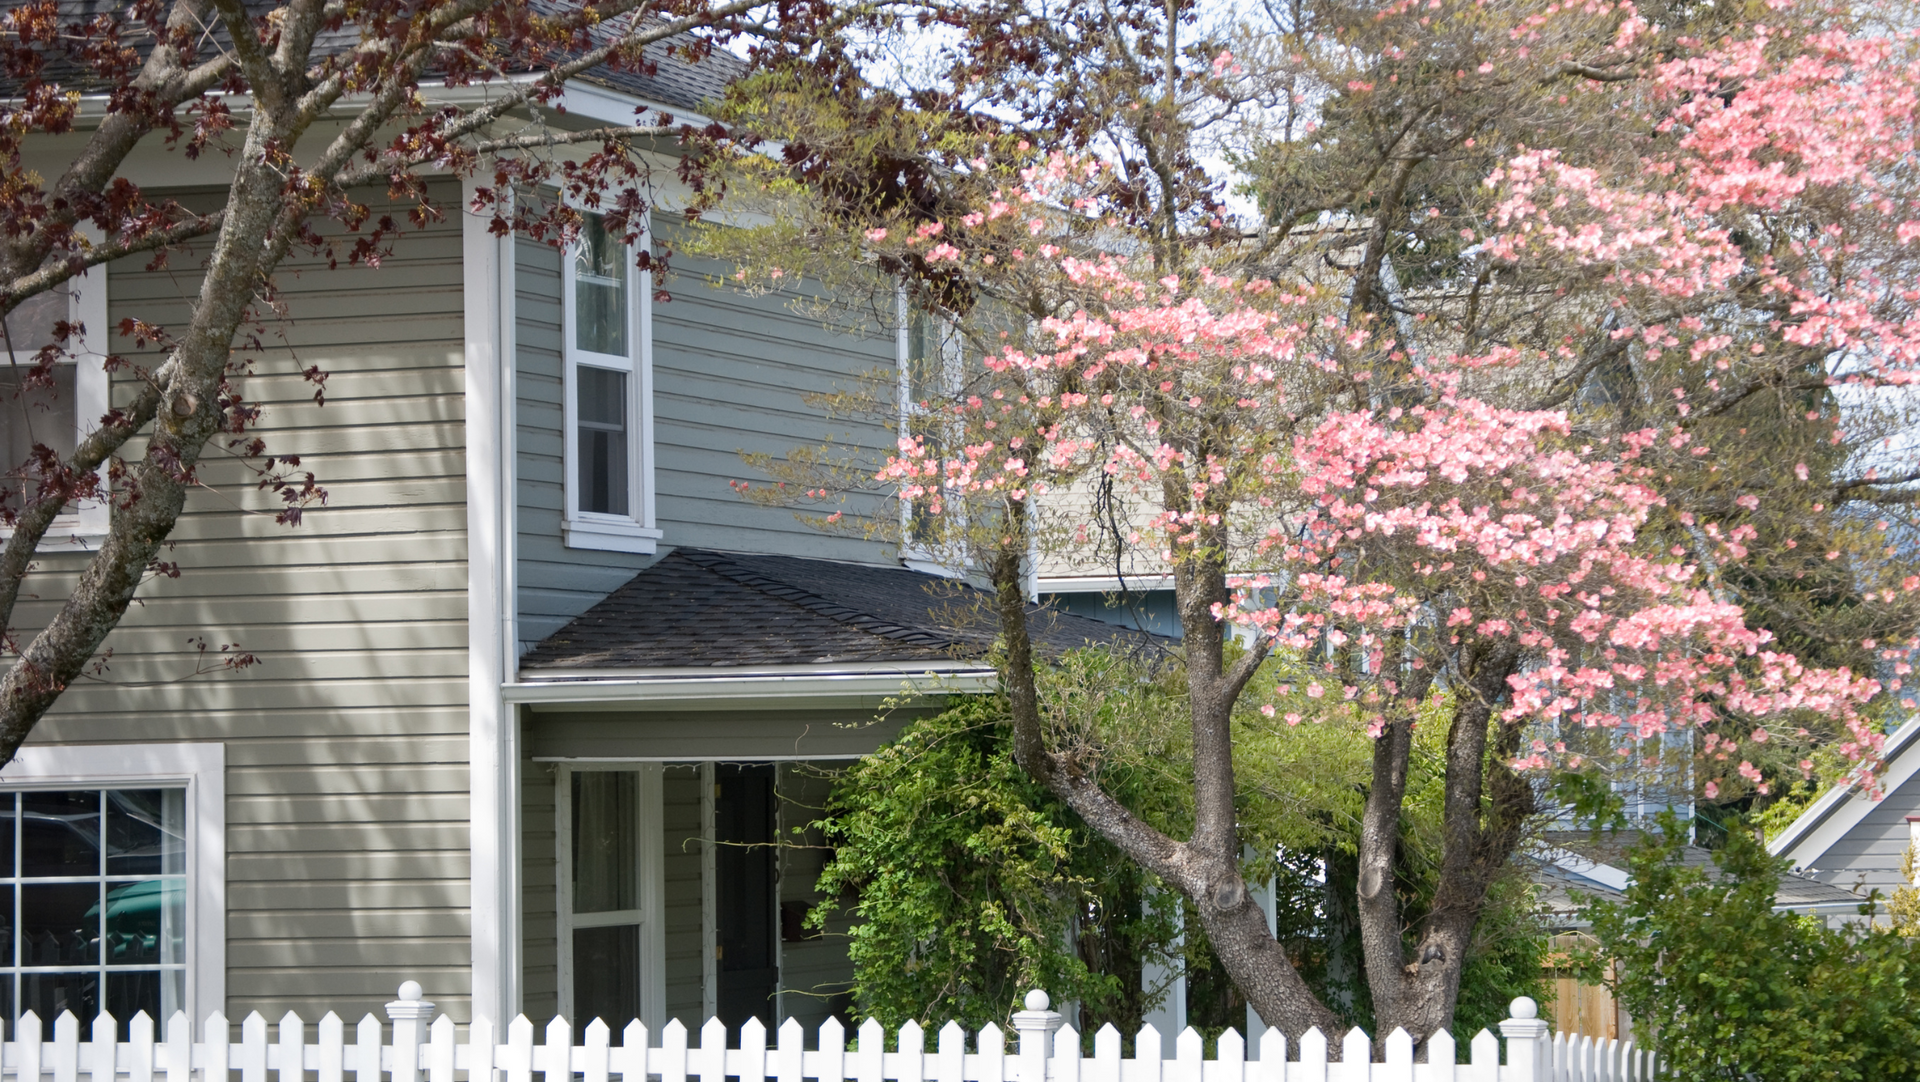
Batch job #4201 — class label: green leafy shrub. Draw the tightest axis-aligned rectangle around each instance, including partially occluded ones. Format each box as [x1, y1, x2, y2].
[1580, 817, 1920, 1082]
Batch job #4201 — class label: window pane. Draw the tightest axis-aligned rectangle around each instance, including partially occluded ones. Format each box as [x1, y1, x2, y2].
[0, 362, 76, 511]
[103, 880, 182, 967]
[106, 790, 184, 876]
[4, 291, 63, 362]
[572, 923, 639, 1029]
[0, 885, 12, 966]
[0, 794, 16, 877]
[22, 882, 98, 965]
[107, 969, 180, 1037]
[22, 791, 98, 877]
[572, 771, 636, 914]
[576, 366, 629, 517]
[574, 216, 628, 356]
[21, 970, 95, 1025]
[907, 311, 941, 405]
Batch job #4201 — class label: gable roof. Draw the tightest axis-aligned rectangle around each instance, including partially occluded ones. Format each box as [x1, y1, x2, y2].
[1541, 829, 1869, 922]
[520, 548, 1158, 674]
[1770, 714, 1920, 869]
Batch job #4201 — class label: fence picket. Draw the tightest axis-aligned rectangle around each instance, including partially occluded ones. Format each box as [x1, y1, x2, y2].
[1296, 1028, 1327, 1082]
[541, 1018, 571, 1082]
[657, 1020, 688, 1082]
[428, 1017, 455, 1082]
[1425, 1030, 1455, 1082]
[1382, 1029, 1412, 1082]
[50, 1012, 78, 1082]
[87, 1012, 114, 1082]
[894, 1020, 925, 1082]
[1337, 1028, 1370, 1082]
[1616, 1042, 1633, 1082]
[777, 1019, 803, 1082]
[738, 1018, 768, 1082]
[1175, 1028, 1202, 1082]
[1466, 1031, 1496, 1082]
[934, 1022, 963, 1082]
[1089, 1025, 1121, 1082]
[697, 1018, 727, 1082]
[205, 1013, 231, 1082]
[581, 1021, 610, 1082]
[853, 1020, 883, 1082]
[162, 1013, 188, 1082]
[127, 1013, 155, 1082]
[1254, 1030, 1284, 1082]
[274, 1014, 302, 1082]
[1128, 1027, 1161, 1082]
[1210, 1028, 1243, 1082]
[615, 1022, 646, 1082]
[814, 1018, 846, 1082]
[1053, 1025, 1081, 1082]
[972, 1023, 998, 1082]
[502, 1018, 534, 1082]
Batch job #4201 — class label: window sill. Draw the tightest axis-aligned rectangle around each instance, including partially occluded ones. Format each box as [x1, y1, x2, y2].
[564, 517, 663, 554]
[0, 519, 108, 547]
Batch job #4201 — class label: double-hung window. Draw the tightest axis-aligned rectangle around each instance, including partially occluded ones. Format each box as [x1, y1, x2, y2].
[555, 765, 663, 1033]
[0, 270, 109, 536]
[563, 214, 658, 554]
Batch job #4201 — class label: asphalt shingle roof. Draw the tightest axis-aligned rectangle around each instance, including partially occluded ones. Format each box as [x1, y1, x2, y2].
[521, 549, 1157, 673]
[5, 0, 746, 115]
[1542, 829, 1867, 912]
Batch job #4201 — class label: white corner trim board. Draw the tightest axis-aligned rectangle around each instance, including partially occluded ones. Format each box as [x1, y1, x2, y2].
[0, 741, 225, 1021]
[464, 172, 519, 1027]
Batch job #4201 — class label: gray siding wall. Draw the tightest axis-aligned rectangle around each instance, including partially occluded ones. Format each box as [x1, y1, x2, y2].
[15, 188, 471, 1021]
[522, 758, 560, 1021]
[514, 219, 900, 651]
[1802, 770, 1920, 892]
[661, 766, 704, 1029]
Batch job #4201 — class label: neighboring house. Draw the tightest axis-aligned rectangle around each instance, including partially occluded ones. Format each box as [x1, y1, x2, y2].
[0, 44, 1143, 1039]
[1769, 715, 1920, 903]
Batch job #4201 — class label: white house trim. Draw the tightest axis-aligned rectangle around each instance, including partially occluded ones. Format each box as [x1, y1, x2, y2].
[0, 741, 225, 1021]
[1770, 715, 1920, 869]
[464, 173, 519, 1026]
[506, 668, 999, 711]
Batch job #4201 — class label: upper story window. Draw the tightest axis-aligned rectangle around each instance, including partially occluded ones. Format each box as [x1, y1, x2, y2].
[563, 213, 658, 554]
[899, 299, 970, 571]
[0, 272, 109, 536]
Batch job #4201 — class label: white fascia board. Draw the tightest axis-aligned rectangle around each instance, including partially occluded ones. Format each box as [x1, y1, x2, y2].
[1037, 574, 1175, 593]
[1770, 713, 1920, 866]
[507, 666, 998, 710]
[556, 79, 715, 129]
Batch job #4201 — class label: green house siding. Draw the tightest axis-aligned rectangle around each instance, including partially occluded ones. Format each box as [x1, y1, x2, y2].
[513, 218, 901, 651]
[17, 186, 472, 1023]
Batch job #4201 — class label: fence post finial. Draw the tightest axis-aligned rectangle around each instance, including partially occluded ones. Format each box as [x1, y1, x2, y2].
[387, 983, 437, 1082]
[1012, 991, 1064, 1082]
[1497, 997, 1549, 1082]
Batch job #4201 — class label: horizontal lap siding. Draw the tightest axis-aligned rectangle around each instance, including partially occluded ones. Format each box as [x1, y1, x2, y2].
[19, 185, 472, 1023]
[1803, 768, 1920, 892]
[514, 220, 901, 653]
[651, 233, 897, 558]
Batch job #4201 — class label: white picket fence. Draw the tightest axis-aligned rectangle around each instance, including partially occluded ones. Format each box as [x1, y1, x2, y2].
[0, 985, 1652, 1082]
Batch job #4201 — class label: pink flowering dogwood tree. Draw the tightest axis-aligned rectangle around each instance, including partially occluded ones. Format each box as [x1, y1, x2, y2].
[847, 4, 1920, 1045]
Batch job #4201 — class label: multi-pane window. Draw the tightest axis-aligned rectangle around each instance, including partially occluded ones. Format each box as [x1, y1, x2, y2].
[899, 304, 967, 557]
[0, 789, 186, 1036]
[563, 213, 656, 552]
[569, 770, 641, 1028]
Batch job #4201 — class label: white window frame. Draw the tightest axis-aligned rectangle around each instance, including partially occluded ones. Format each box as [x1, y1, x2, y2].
[0, 266, 110, 540]
[553, 763, 665, 1034]
[561, 211, 659, 555]
[0, 741, 224, 1025]
[898, 293, 967, 575]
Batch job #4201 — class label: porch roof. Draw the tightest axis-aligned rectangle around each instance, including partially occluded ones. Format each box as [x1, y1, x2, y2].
[520, 548, 1157, 675]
